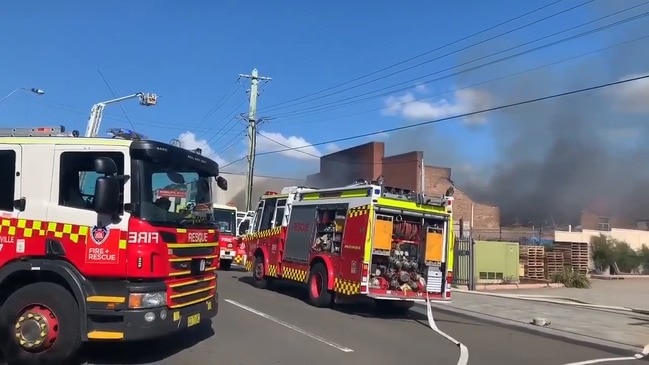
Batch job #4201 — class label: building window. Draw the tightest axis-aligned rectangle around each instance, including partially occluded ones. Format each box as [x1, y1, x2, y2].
[597, 216, 611, 231]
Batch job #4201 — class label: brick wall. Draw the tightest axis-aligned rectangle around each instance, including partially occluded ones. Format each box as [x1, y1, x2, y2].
[580, 209, 636, 230]
[424, 166, 500, 230]
[382, 151, 422, 191]
[307, 142, 384, 187]
[305, 142, 501, 230]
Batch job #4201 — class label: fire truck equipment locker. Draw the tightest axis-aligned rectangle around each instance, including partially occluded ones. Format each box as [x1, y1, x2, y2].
[283, 205, 317, 263]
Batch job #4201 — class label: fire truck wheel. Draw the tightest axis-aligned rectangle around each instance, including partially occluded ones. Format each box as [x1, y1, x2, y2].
[1, 282, 81, 364]
[252, 256, 272, 289]
[307, 263, 334, 308]
[219, 259, 232, 271]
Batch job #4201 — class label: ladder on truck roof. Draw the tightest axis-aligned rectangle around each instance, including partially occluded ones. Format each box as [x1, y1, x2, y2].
[0, 126, 80, 137]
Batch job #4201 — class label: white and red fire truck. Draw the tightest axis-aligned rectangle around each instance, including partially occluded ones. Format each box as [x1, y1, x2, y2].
[212, 203, 244, 270]
[0, 126, 226, 363]
[241, 180, 456, 312]
[236, 210, 255, 236]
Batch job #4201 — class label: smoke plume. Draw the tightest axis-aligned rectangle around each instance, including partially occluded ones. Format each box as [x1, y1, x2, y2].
[389, 2, 649, 226]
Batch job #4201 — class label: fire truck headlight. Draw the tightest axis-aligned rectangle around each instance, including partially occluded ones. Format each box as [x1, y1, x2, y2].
[128, 292, 167, 309]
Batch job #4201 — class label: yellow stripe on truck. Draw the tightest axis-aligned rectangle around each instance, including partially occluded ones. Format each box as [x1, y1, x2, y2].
[375, 197, 448, 215]
[87, 331, 124, 340]
[86, 296, 125, 304]
[301, 187, 370, 200]
[363, 205, 373, 263]
[447, 217, 455, 270]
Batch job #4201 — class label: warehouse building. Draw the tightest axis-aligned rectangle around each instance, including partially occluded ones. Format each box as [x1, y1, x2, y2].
[306, 141, 500, 233]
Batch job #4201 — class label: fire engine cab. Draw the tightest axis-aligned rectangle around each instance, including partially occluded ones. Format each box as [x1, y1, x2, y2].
[242, 179, 455, 312]
[212, 203, 243, 270]
[0, 126, 226, 363]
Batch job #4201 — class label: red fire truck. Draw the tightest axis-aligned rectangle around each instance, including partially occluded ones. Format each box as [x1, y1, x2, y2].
[212, 203, 244, 270]
[242, 180, 456, 312]
[0, 126, 226, 363]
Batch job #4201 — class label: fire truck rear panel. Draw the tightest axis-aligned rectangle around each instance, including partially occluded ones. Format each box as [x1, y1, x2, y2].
[242, 184, 454, 303]
[368, 196, 451, 301]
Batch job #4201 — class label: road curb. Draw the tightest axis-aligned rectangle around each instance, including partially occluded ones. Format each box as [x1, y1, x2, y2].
[413, 303, 641, 356]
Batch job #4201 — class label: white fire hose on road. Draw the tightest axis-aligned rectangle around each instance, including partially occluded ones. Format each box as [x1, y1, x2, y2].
[562, 344, 649, 364]
[452, 289, 649, 364]
[425, 293, 470, 365]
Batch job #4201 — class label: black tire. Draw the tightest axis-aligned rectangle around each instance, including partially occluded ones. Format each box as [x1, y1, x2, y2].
[307, 263, 334, 308]
[375, 300, 414, 315]
[219, 259, 232, 271]
[251, 255, 271, 289]
[0, 282, 81, 364]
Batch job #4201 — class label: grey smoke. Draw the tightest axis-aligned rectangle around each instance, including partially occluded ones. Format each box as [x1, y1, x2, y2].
[388, 2, 649, 226]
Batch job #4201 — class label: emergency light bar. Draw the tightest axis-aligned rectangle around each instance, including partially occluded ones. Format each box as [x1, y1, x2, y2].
[0, 126, 80, 137]
[107, 128, 148, 141]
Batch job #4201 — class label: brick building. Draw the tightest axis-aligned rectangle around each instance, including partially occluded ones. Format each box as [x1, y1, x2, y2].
[580, 199, 647, 231]
[306, 141, 500, 230]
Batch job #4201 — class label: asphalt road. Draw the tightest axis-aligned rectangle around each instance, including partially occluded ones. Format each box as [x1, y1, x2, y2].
[80, 269, 640, 365]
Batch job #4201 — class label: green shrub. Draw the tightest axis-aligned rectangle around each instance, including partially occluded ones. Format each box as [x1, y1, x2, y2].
[551, 268, 591, 288]
[590, 234, 649, 274]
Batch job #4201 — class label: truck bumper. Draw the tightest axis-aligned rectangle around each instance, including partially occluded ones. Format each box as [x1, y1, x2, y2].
[123, 293, 219, 341]
[86, 293, 219, 342]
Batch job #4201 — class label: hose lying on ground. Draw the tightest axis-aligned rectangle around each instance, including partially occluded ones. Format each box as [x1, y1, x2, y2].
[562, 344, 649, 364]
[425, 294, 469, 365]
[454, 289, 649, 364]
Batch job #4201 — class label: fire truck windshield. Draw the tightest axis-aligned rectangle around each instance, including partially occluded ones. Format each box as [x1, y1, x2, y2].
[213, 208, 236, 234]
[129, 140, 222, 228]
[134, 160, 216, 228]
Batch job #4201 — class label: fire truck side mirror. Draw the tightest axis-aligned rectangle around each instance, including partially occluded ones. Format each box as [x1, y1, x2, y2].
[94, 157, 118, 175]
[94, 177, 120, 216]
[216, 176, 228, 191]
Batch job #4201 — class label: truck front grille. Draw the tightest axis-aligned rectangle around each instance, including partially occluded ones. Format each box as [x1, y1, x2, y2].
[162, 229, 219, 308]
[166, 273, 216, 309]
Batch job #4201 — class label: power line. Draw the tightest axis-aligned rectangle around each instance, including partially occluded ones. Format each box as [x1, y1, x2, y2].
[195, 77, 241, 130]
[272, 32, 649, 127]
[203, 79, 273, 148]
[96, 69, 138, 132]
[198, 83, 249, 141]
[220, 73, 649, 168]
[256, 0, 571, 113]
[257, 131, 422, 165]
[269, 3, 649, 120]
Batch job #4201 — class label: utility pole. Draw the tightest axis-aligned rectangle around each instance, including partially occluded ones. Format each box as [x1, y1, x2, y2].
[238, 68, 272, 212]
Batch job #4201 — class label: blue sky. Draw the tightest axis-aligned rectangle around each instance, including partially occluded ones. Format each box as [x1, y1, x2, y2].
[1, 0, 647, 182]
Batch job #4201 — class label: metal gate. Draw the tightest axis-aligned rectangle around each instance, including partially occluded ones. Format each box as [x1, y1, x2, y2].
[452, 237, 473, 285]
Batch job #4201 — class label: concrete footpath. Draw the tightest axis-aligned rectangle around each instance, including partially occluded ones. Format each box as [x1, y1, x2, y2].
[428, 281, 649, 352]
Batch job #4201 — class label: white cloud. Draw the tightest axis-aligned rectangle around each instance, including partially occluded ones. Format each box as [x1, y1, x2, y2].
[382, 88, 492, 125]
[177, 131, 227, 165]
[256, 131, 322, 160]
[414, 83, 429, 93]
[610, 73, 649, 113]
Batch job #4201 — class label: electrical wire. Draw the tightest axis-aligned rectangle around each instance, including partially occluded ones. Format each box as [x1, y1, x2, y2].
[195, 77, 241, 130]
[256, 0, 573, 113]
[96, 68, 138, 133]
[219, 73, 649, 169]
[257, 131, 422, 165]
[205, 79, 273, 152]
[270, 3, 649, 120]
[271, 33, 649, 127]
